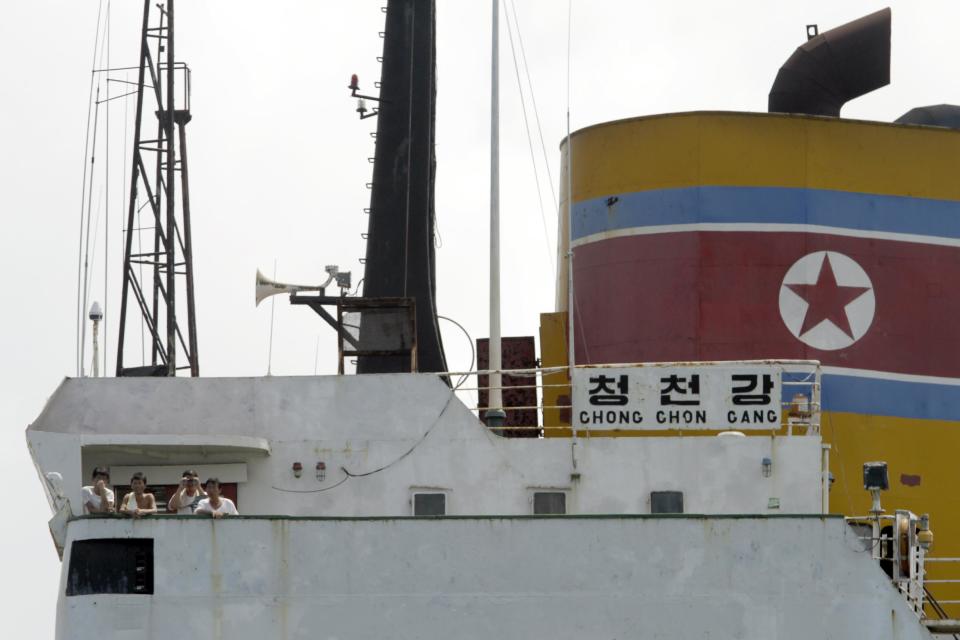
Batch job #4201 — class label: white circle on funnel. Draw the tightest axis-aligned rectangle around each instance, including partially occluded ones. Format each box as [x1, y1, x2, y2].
[778, 250, 875, 351]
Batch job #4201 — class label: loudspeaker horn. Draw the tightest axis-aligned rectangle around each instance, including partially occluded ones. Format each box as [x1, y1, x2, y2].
[255, 269, 323, 306]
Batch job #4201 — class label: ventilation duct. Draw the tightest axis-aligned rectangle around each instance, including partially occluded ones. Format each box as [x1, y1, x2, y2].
[768, 8, 891, 117]
[896, 105, 960, 129]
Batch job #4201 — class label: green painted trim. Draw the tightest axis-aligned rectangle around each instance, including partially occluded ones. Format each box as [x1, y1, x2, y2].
[75, 512, 844, 523]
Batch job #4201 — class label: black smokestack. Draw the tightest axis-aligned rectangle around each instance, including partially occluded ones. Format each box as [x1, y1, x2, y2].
[769, 8, 891, 117]
[358, 0, 447, 374]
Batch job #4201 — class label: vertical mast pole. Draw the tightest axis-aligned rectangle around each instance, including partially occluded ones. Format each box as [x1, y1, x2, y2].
[104, 1, 110, 377]
[267, 260, 277, 376]
[487, 0, 505, 426]
[566, 0, 578, 451]
[566, 148, 574, 374]
[92, 313, 101, 378]
[566, 3, 575, 376]
[115, 0, 151, 376]
[178, 113, 199, 376]
[151, 4, 164, 368]
[165, 0, 177, 374]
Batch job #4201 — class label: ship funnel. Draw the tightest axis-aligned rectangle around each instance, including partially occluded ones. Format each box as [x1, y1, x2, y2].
[896, 104, 960, 129]
[768, 8, 891, 117]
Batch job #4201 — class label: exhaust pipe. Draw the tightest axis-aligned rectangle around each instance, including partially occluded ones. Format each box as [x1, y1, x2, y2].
[896, 105, 960, 129]
[768, 8, 891, 117]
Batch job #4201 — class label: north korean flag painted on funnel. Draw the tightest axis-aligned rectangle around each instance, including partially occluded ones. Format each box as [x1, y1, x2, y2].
[571, 187, 960, 382]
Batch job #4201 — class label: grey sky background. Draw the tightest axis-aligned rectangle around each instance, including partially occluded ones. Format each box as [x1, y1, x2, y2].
[3, 1, 959, 635]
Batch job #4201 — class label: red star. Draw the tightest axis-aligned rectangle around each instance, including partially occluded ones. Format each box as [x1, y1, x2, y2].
[786, 254, 871, 339]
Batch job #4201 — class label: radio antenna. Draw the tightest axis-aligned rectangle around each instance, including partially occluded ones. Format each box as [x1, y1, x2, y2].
[267, 260, 277, 376]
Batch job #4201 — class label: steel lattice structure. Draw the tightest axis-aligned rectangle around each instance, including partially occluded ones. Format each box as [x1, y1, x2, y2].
[116, 0, 198, 377]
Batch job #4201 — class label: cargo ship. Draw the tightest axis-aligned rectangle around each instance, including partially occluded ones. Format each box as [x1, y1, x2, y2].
[27, 2, 960, 638]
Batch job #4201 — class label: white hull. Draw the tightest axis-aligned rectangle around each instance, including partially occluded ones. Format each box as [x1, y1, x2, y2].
[58, 514, 932, 639]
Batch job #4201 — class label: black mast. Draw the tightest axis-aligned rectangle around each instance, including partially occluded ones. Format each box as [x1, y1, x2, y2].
[358, 0, 447, 374]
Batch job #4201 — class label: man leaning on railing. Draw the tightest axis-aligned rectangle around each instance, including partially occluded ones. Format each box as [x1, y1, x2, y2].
[194, 478, 238, 519]
[167, 469, 207, 515]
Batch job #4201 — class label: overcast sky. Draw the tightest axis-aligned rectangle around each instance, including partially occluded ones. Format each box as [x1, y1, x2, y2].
[3, 1, 960, 635]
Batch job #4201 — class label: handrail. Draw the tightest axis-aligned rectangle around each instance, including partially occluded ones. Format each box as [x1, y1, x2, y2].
[432, 358, 823, 379]
[926, 587, 960, 640]
[846, 512, 953, 621]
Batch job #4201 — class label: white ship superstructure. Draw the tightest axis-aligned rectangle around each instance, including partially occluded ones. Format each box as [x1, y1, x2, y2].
[24, 366, 960, 638]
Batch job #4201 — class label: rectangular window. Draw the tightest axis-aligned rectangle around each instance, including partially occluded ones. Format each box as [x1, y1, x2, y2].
[650, 491, 684, 514]
[66, 539, 154, 596]
[412, 492, 446, 516]
[533, 492, 567, 515]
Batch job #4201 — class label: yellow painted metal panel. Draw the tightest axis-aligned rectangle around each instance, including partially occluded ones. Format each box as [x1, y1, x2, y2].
[567, 111, 960, 203]
[698, 114, 808, 189]
[825, 411, 960, 613]
[539, 311, 571, 437]
[571, 114, 701, 200]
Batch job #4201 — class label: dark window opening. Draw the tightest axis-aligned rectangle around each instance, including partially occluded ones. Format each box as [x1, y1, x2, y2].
[413, 493, 446, 516]
[533, 492, 567, 515]
[651, 491, 684, 514]
[66, 539, 154, 596]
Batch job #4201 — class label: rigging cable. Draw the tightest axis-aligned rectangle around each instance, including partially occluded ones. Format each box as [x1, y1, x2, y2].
[271, 391, 456, 493]
[574, 282, 592, 364]
[826, 409, 854, 515]
[267, 260, 278, 376]
[271, 474, 350, 494]
[509, 0, 558, 214]
[76, 0, 106, 376]
[121, 70, 146, 365]
[84, 188, 106, 307]
[80, 27, 110, 377]
[513, 0, 571, 381]
[501, 0, 554, 275]
[104, 0, 111, 376]
[343, 391, 455, 477]
[437, 315, 475, 389]
[84, 9, 116, 334]
[350, 277, 365, 297]
[565, 0, 579, 371]
[559, 0, 591, 366]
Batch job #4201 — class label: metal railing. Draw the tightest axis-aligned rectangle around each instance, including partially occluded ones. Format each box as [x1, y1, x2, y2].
[845, 511, 937, 619]
[924, 556, 960, 605]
